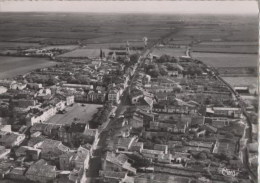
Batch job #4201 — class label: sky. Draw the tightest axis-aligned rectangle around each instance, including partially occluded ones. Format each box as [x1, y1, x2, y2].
[0, 1, 258, 15]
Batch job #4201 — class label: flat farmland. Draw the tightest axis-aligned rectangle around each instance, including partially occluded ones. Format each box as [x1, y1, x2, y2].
[58, 48, 109, 58]
[0, 56, 58, 79]
[192, 46, 258, 54]
[222, 76, 258, 94]
[0, 13, 172, 45]
[191, 52, 258, 68]
[46, 103, 102, 125]
[151, 48, 186, 57]
[198, 41, 258, 46]
[0, 42, 41, 50]
[41, 45, 79, 50]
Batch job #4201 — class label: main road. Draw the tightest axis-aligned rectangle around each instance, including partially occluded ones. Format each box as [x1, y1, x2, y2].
[84, 35, 161, 183]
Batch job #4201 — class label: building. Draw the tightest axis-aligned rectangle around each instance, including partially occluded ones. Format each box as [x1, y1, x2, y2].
[0, 132, 25, 148]
[207, 107, 242, 118]
[26, 106, 56, 126]
[27, 83, 43, 90]
[62, 83, 93, 90]
[59, 146, 90, 171]
[102, 152, 136, 175]
[99, 170, 134, 183]
[25, 159, 57, 183]
[35, 139, 70, 161]
[108, 88, 120, 104]
[0, 80, 16, 89]
[8, 167, 27, 181]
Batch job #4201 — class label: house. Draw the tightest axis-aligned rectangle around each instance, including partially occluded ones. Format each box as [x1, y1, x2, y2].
[0, 86, 7, 95]
[153, 99, 197, 115]
[0, 132, 25, 148]
[12, 99, 37, 108]
[48, 98, 66, 112]
[57, 121, 94, 146]
[129, 141, 144, 152]
[59, 146, 90, 171]
[15, 146, 35, 157]
[27, 136, 46, 148]
[8, 167, 27, 181]
[116, 136, 137, 152]
[141, 148, 164, 161]
[150, 121, 188, 134]
[102, 152, 136, 174]
[71, 146, 90, 170]
[25, 159, 57, 183]
[11, 83, 27, 90]
[0, 160, 16, 179]
[130, 89, 143, 104]
[108, 88, 120, 104]
[38, 88, 52, 96]
[0, 146, 10, 159]
[27, 148, 41, 160]
[62, 83, 93, 90]
[211, 107, 242, 118]
[68, 167, 85, 183]
[99, 170, 134, 183]
[26, 105, 56, 126]
[0, 80, 16, 89]
[86, 90, 106, 103]
[35, 139, 70, 161]
[27, 83, 43, 90]
[213, 139, 237, 156]
[126, 114, 144, 129]
[0, 125, 11, 133]
[154, 144, 168, 154]
[234, 86, 249, 94]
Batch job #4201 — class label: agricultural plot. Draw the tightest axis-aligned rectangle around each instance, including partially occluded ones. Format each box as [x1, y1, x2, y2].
[151, 48, 186, 57]
[41, 45, 79, 50]
[0, 13, 171, 45]
[0, 56, 58, 79]
[191, 52, 258, 68]
[46, 103, 102, 125]
[57, 48, 109, 58]
[192, 45, 258, 54]
[0, 42, 41, 50]
[198, 41, 258, 46]
[222, 76, 258, 94]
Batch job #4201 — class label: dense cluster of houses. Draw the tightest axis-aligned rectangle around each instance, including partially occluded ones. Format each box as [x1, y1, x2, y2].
[97, 55, 252, 183]
[0, 42, 256, 183]
[0, 78, 100, 182]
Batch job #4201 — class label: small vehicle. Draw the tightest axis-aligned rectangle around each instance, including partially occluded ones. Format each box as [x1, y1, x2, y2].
[110, 113, 116, 118]
[118, 114, 124, 118]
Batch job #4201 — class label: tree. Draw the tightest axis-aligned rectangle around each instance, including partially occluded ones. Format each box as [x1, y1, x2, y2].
[130, 53, 140, 64]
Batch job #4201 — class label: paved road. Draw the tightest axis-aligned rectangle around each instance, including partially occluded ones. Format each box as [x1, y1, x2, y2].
[84, 39, 154, 183]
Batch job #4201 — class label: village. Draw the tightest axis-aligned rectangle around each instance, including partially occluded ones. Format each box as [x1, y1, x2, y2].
[0, 38, 257, 183]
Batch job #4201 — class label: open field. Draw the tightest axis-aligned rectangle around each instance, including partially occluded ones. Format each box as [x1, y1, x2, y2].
[0, 56, 58, 79]
[151, 47, 186, 57]
[198, 41, 258, 46]
[0, 13, 173, 45]
[222, 76, 258, 94]
[58, 48, 109, 58]
[0, 42, 41, 50]
[41, 45, 79, 50]
[192, 45, 258, 54]
[46, 103, 103, 125]
[191, 52, 258, 68]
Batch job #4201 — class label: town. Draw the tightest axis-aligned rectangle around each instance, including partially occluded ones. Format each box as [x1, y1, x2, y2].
[0, 33, 257, 183]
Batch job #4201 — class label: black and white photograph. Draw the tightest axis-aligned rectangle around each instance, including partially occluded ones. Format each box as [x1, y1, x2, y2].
[0, 1, 258, 183]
